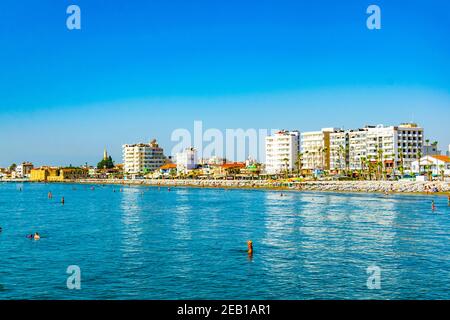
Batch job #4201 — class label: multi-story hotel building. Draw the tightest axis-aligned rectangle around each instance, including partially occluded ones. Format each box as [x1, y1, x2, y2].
[329, 130, 348, 172]
[347, 128, 369, 170]
[329, 123, 424, 172]
[395, 123, 424, 169]
[176, 147, 198, 174]
[122, 139, 166, 174]
[301, 128, 337, 172]
[265, 130, 300, 174]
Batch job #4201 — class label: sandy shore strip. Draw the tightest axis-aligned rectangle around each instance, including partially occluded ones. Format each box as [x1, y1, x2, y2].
[18, 179, 448, 195]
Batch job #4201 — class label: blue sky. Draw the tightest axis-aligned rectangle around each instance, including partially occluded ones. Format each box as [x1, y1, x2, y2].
[0, 0, 449, 166]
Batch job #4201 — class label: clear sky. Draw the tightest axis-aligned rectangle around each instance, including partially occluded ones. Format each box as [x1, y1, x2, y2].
[0, 0, 449, 166]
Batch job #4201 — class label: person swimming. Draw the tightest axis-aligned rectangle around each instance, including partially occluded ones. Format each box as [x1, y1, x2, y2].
[432, 200, 436, 211]
[27, 232, 40, 240]
[48, 191, 52, 199]
[247, 240, 253, 255]
[61, 197, 65, 205]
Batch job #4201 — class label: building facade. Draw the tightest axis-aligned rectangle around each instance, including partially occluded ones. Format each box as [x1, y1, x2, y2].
[176, 147, 198, 174]
[395, 123, 424, 170]
[328, 123, 424, 173]
[15, 162, 34, 178]
[301, 128, 336, 172]
[122, 139, 165, 175]
[265, 130, 300, 174]
[411, 155, 450, 176]
[329, 130, 348, 172]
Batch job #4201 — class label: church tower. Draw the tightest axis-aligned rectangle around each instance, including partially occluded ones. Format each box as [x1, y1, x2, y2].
[103, 148, 108, 161]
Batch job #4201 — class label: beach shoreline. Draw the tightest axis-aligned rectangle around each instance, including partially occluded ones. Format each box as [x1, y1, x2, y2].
[3, 179, 449, 196]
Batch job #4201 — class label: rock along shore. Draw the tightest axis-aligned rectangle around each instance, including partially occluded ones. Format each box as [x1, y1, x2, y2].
[65, 179, 450, 194]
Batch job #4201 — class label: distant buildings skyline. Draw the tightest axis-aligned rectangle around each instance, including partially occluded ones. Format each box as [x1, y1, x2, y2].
[1, 1, 449, 167]
[1, 118, 449, 169]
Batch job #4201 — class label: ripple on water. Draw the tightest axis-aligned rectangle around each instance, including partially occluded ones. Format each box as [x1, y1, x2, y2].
[0, 184, 449, 299]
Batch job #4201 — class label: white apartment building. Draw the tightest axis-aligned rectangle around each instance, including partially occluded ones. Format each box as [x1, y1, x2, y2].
[176, 147, 198, 174]
[122, 139, 165, 175]
[15, 162, 34, 178]
[329, 130, 348, 171]
[301, 128, 337, 171]
[265, 130, 300, 174]
[365, 125, 397, 172]
[348, 128, 369, 170]
[328, 123, 424, 173]
[411, 155, 450, 176]
[422, 143, 441, 156]
[395, 123, 424, 170]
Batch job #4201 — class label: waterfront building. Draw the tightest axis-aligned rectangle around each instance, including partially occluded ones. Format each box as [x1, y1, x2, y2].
[214, 162, 246, 178]
[30, 167, 88, 182]
[122, 139, 166, 175]
[329, 130, 348, 172]
[422, 142, 441, 156]
[301, 128, 337, 173]
[158, 163, 177, 178]
[176, 147, 198, 174]
[265, 130, 300, 174]
[15, 162, 34, 178]
[199, 156, 226, 166]
[395, 123, 424, 170]
[328, 123, 424, 174]
[411, 155, 450, 176]
[348, 128, 369, 170]
[364, 125, 397, 173]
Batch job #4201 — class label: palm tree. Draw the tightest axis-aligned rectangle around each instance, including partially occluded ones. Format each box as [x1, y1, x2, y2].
[283, 158, 289, 179]
[322, 147, 328, 172]
[439, 164, 445, 181]
[416, 150, 422, 175]
[338, 145, 345, 175]
[399, 151, 404, 177]
[376, 148, 383, 180]
[294, 152, 303, 176]
[318, 147, 323, 171]
[366, 155, 373, 180]
[304, 151, 310, 176]
[360, 156, 366, 180]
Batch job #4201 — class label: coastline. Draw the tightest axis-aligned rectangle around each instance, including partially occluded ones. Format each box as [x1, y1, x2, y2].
[3, 178, 449, 196]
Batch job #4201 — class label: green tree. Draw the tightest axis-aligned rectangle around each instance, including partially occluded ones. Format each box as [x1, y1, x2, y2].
[97, 156, 114, 170]
[9, 163, 17, 172]
[439, 164, 445, 181]
[294, 152, 303, 176]
[283, 158, 290, 179]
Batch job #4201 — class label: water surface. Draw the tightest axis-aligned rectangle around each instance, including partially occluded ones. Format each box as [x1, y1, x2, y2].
[0, 182, 449, 299]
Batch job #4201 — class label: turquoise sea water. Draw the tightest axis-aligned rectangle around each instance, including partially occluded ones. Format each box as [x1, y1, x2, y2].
[0, 182, 449, 300]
